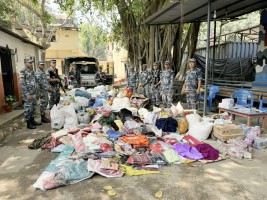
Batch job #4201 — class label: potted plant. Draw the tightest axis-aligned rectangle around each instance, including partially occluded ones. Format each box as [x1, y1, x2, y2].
[4, 95, 17, 112]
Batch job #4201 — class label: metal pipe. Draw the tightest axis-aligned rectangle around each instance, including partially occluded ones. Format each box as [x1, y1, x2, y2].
[155, 26, 159, 62]
[212, 15, 216, 84]
[204, 0, 211, 116]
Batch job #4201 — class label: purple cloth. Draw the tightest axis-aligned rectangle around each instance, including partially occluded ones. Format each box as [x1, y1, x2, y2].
[172, 144, 203, 160]
[195, 143, 219, 160]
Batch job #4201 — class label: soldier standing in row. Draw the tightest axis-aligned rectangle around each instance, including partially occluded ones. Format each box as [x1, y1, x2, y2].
[183, 58, 202, 109]
[47, 60, 61, 109]
[138, 64, 151, 98]
[35, 61, 50, 123]
[95, 66, 106, 86]
[68, 63, 81, 88]
[150, 62, 161, 107]
[19, 58, 42, 129]
[161, 61, 174, 108]
[127, 66, 138, 92]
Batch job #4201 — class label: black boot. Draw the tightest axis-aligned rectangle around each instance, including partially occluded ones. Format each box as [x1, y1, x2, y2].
[31, 117, 42, 126]
[41, 115, 50, 123]
[27, 120, 36, 129]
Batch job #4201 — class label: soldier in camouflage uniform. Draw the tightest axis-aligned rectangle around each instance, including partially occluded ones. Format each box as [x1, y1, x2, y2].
[150, 62, 161, 107]
[127, 66, 138, 92]
[35, 61, 50, 123]
[47, 60, 61, 109]
[160, 61, 175, 108]
[19, 58, 42, 129]
[68, 64, 81, 88]
[183, 58, 202, 110]
[138, 64, 151, 98]
[94, 66, 107, 86]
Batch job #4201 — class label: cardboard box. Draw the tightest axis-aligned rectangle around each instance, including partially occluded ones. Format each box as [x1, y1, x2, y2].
[222, 98, 234, 104]
[213, 124, 244, 141]
[218, 103, 234, 109]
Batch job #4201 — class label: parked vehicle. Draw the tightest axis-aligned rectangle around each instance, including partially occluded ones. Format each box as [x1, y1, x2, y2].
[63, 56, 114, 87]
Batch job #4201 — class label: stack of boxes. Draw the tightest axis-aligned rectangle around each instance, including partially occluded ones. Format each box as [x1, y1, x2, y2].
[218, 98, 234, 109]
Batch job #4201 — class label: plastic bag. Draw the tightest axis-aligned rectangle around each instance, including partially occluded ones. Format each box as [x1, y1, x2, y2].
[146, 125, 162, 137]
[72, 132, 86, 153]
[124, 88, 133, 98]
[77, 111, 90, 124]
[186, 113, 201, 130]
[61, 104, 78, 129]
[178, 117, 189, 134]
[51, 105, 65, 129]
[75, 89, 91, 99]
[93, 97, 103, 108]
[149, 141, 172, 154]
[143, 112, 157, 125]
[187, 121, 213, 141]
[33, 171, 59, 191]
[124, 119, 141, 130]
[171, 102, 184, 117]
[55, 159, 94, 184]
[172, 143, 203, 160]
[75, 96, 89, 107]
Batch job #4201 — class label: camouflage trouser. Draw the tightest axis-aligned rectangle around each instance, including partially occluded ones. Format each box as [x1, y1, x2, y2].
[150, 86, 161, 106]
[128, 85, 137, 92]
[186, 91, 199, 110]
[39, 90, 49, 116]
[139, 85, 150, 99]
[162, 88, 173, 108]
[49, 84, 60, 109]
[23, 95, 37, 120]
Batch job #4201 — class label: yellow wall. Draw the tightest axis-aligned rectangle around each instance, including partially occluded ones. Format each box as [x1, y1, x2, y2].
[99, 61, 114, 75]
[46, 29, 88, 75]
[106, 42, 128, 80]
[48, 29, 80, 50]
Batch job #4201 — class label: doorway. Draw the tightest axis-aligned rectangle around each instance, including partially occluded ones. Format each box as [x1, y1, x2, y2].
[0, 47, 15, 96]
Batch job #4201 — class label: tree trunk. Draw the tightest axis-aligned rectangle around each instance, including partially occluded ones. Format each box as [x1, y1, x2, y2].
[149, 26, 155, 67]
[175, 22, 201, 81]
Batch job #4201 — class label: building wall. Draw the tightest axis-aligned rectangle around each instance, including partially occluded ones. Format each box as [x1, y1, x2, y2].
[46, 29, 87, 75]
[254, 9, 267, 86]
[0, 31, 41, 112]
[49, 29, 80, 50]
[106, 42, 128, 80]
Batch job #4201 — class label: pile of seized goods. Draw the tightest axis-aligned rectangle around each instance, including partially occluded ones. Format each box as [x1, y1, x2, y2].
[29, 85, 267, 191]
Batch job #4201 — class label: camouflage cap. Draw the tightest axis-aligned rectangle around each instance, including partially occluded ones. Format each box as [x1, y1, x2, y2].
[24, 57, 33, 63]
[164, 61, 170, 65]
[189, 58, 196, 62]
[38, 60, 45, 65]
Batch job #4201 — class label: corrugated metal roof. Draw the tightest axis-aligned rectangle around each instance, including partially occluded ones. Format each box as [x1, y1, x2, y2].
[144, 0, 267, 25]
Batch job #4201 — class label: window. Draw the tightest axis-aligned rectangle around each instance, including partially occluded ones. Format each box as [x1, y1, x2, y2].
[51, 35, 56, 42]
[79, 64, 98, 74]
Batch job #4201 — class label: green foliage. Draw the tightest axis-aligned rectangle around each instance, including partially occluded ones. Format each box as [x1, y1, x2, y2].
[5, 95, 17, 105]
[0, 0, 16, 28]
[80, 23, 107, 60]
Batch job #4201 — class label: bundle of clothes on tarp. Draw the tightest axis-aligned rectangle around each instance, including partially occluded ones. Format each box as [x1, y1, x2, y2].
[29, 86, 267, 191]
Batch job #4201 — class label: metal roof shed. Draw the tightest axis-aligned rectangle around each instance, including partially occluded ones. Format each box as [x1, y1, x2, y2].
[143, 0, 267, 115]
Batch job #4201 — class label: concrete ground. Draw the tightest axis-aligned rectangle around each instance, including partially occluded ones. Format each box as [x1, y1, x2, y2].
[0, 109, 267, 200]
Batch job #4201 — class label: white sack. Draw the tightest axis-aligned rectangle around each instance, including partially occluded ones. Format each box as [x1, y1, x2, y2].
[186, 113, 202, 130]
[50, 105, 65, 129]
[187, 121, 213, 141]
[61, 104, 78, 129]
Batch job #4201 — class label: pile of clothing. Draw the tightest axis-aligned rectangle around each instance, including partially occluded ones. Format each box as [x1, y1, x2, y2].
[30, 86, 266, 191]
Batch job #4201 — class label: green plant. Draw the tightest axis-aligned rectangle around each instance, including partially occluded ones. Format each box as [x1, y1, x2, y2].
[5, 95, 17, 105]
